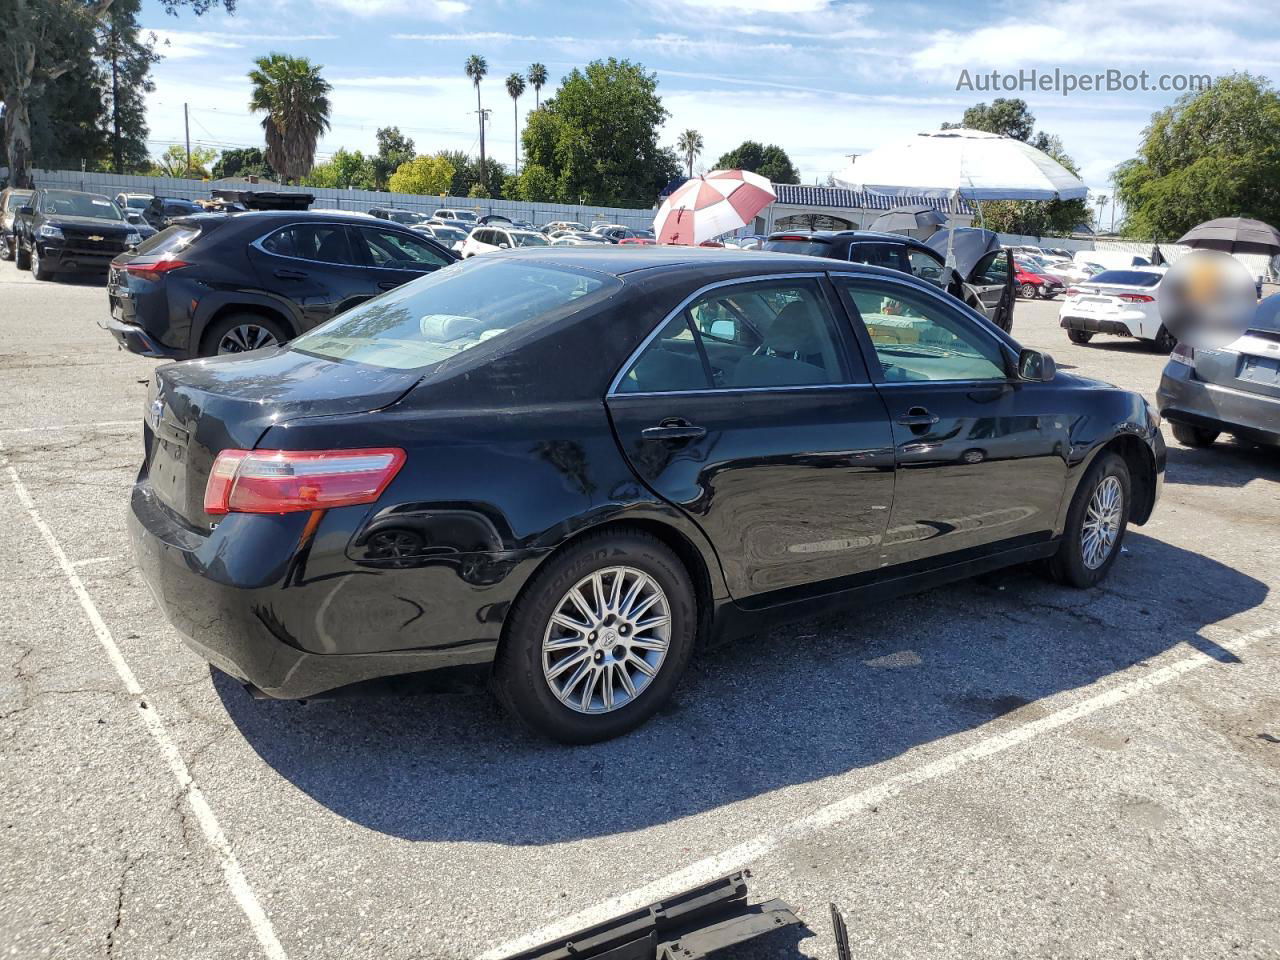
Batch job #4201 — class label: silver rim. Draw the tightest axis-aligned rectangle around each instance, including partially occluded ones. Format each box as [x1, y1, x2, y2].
[218, 323, 278, 354]
[1081, 475, 1123, 569]
[541, 566, 671, 715]
[31, 247, 39, 275]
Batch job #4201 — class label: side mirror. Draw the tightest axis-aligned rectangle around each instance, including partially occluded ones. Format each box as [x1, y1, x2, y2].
[18, 206, 33, 216]
[1018, 348, 1056, 382]
[498, 242, 510, 249]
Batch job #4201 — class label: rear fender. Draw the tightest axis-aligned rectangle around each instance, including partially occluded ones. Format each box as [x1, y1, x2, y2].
[189, 291, 303, 356]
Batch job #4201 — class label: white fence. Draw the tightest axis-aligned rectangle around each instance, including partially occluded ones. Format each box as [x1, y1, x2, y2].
[26, 168, 661, 231]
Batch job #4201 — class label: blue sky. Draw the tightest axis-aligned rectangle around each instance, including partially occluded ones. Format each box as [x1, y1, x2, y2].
[142, 0, 1278, 218]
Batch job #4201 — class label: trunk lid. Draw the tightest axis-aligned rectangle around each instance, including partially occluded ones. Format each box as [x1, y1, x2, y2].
[1192, 326, 1280, 400]
[146, 348, 420, 528]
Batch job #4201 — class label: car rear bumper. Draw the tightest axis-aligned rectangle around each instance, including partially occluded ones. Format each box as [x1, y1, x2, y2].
[1060, 314, 1135, 337]
[129, 479, 541, 698]
[99, 316, 181, 358]
[1157, 366, 1280, 443]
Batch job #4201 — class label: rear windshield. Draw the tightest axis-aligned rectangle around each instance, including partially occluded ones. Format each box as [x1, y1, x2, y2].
[1090, 270, 1162, 287]
[511, 231, 550, 247]
[763, 237, 833, 257]
[388, 210, 428, 225]
[133, 224, 203, 257]
[43, 190, 122, 220]
[453, 211, 477, 222]
[291, 259, 619, 371]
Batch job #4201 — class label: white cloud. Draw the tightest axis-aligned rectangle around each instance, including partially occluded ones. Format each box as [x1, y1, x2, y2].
[665, 0, 835, 11]
[146, 28, 337, 60]
[320, 0, 466, 17]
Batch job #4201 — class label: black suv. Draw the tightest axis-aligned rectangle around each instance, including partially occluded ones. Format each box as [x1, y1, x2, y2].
[763, 230, 1015, 331]
[103, 211, 457, 359]
[13, 188, 143, 280]
[143, 196, 202, 231]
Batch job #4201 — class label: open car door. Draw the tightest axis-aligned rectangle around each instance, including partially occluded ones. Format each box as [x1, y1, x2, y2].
[966, 248, 1016, 332]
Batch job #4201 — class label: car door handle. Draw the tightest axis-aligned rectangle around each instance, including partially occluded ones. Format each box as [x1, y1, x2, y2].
[641, 420, 707, 441]
[273, 269, 308, 280]
[377, 280, 401, 291]
[896, 407, 939, 428]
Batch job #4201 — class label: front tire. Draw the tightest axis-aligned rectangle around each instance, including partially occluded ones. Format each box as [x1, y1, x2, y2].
[1067, 329, 1094, 344]
[492, 529, 697, 743]
[0, 236, 12, 261]
[1047, 451, 1131, 589]
[30, 245, 51, 281]
[1171, 422, 1219, 448]
[1020, 282, 1037, 299]
[15, 240, 31, 270]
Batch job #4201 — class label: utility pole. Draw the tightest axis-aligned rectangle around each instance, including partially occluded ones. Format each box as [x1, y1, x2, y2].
[476, 107, 491, 193]
[109, 16, 122, 174]
[184, 103, 191, 178]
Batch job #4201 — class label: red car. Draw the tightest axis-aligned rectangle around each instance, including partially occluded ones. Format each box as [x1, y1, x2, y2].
[1013, 260, 1065, 300]
[618, 237, 656, 245]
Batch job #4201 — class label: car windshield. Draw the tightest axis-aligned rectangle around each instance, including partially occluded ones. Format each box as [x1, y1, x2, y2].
[453, 211, 477, 222]
[125, 196, 150, 209]
[510, 231, 550, 247]
[763, 237, 833, 257]
[1090, 270, 1163, 287]
[291, 259, 618, 371]
[44, 190, 123, 221]
[432, 227, 464, 243]
[4, 193, 31, 212]
[389, 210, 428, 225]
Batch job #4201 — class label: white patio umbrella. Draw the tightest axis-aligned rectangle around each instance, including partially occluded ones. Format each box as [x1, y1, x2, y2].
[654, 170, 776, 245]
[834, 128, 1087, 271]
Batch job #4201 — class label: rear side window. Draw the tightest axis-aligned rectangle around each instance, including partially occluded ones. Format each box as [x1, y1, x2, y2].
[261, 224, 355, 264]
[291, 259, 616, 370]
[762, 237, 833, 257]
[848, 243, 904, 271]
[134, 225, 202, 257]
[1090, 270, 1162, 286]
[616, 279, 849, 393]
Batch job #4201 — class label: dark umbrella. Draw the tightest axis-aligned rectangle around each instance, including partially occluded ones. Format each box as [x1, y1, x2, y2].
[1177, 217, 1280, 255]
[870, 204, 949, 233]
[1150, 244, 1165, 266]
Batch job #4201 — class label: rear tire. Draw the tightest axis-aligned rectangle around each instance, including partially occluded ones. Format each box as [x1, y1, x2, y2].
[1171, 422, 1219, 448]
[1047, 451, 1130, 589]
[200, 313, 290, 357]
[0, 236, 12, 261]
[1150, 325, 1177, 353]
[492, 529, 697, 744]
[1067, 329, 1093, 345]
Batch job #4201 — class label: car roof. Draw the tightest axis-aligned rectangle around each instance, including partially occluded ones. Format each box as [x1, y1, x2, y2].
[766, 229, 925, 244]
[482, 244, 917, 278]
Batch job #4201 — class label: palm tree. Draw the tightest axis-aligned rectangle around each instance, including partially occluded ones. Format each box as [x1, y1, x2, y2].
[677, 129, 704, 179]
[465, 54, 489, 193]
[506, 73, 526, 173]
[527, 62, 548, 110]
[248, 53, 332, 183]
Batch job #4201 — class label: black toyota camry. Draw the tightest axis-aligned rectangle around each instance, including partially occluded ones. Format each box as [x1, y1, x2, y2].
[131, 247, 1165, 743]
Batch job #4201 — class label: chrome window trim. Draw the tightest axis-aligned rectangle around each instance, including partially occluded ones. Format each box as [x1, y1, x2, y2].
[612, 382, 879, 400]
[604, 271, 841, 398]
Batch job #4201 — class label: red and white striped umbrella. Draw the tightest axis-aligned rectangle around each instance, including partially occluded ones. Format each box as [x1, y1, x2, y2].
[654, 169, 776, 246]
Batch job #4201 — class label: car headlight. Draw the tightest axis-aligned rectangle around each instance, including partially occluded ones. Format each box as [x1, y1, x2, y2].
[38, 224, 64, 240]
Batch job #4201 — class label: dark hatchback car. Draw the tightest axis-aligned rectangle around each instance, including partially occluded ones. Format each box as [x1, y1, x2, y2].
[764, 230, 1016, 332]
[13, 188, 142, 280]
[130, 248, 1164, 743]
[104, 211, 457, 359]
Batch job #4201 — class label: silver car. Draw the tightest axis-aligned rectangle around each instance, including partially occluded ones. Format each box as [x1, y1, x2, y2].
[1157, 295, 1280, 447]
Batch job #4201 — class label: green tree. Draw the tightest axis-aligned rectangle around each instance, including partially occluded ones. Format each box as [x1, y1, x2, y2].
[506, 72, 525, 173]
[26, 32, 108, 172]
[303, 147, 374, 189]
[248, 52, 332, 183]
[527, 62, 548, 110]
[943, 98, 1035, 140]
[211, 146, 274, 180]
[148, 143, 217, 178]
[713, 140, 799, 184]
[97, 0, 157, 173]
[371, 125, 414, 191]
[520, 57, 680, 207]
[676, 129, 703, 179]
[465, 54, 489, 193]
[513, 162, 556, 202]
[2, 0, 231, 188]
[388, 152, 455, 195]
[947, 97, 1089, 237]
[1114, 73, 1280, 240]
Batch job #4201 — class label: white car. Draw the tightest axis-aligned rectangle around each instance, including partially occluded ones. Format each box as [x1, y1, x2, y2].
[411, 222, 468, 252]
[549, 230, 609, 246]
[460, 225, 553, 257]
[1052, 260, 1106, 285]
[542, 220, 587, 234]
[1058, 267, 1175, 352]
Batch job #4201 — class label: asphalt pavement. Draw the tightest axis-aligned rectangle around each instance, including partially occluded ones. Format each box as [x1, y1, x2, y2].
[1, 261, 1277, 960]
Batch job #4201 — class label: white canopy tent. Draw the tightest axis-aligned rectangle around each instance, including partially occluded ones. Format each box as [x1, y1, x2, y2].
[834, 128, 1089, 271]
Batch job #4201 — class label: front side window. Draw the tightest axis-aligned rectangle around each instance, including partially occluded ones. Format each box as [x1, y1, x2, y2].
[356, 227, 451, 269]
[292, 259, 616, 370]
[261, 224, 354, 264]
[616, 279, 848, 393]
[837, 280, 1008, 383]
[906, 249, 945, 287]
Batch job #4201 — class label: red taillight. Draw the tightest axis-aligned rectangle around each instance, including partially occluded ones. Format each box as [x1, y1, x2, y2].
[124, 258, 190, 281]
[1116, 293, 1154, 302]
[203, 448, 406, 515]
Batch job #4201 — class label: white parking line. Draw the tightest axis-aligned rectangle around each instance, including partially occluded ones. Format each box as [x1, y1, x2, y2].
[479, 621, 1278, 960]
[0, 419, 136, 435]
[4, 462, 289, 960]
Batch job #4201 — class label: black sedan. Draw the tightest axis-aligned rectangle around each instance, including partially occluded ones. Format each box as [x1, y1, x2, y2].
[104, 211, 456, 359]
[130, 248, 1164, 743]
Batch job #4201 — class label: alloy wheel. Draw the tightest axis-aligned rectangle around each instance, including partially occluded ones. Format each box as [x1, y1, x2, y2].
[541, 566, 671, 715]
[1081, 475, 1123, 569]
[217, 323, 279, 354]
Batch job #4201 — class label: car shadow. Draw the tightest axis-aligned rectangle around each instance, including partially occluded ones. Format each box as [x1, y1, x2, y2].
[1164, 440, 1280, 488]
[214, 531, 1267, 844]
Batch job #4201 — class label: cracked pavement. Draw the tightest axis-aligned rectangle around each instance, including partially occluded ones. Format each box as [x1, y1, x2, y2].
[1, 262, 1278, 959]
